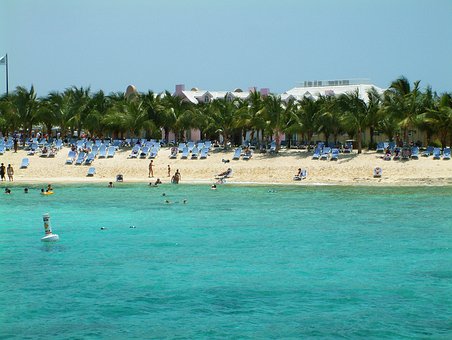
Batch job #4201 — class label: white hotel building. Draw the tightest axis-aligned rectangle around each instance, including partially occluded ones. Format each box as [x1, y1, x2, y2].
[167, 80, 418, 145]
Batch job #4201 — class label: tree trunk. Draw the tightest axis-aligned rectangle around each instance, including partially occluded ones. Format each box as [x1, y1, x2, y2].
[357, 128, 362, 154]
[369, 126, 375, 148]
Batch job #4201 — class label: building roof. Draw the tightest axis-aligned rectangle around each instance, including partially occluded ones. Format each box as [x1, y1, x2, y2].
[284, 83, 385, 103]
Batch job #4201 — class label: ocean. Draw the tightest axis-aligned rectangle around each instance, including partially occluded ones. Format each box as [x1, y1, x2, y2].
[0, 184, 451, 339]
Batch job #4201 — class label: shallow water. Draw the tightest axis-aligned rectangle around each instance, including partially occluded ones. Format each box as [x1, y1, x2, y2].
[0, 184, 451, 338]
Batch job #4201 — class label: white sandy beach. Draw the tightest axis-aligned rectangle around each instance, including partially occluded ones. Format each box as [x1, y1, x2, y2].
[1, 146, 452, 186]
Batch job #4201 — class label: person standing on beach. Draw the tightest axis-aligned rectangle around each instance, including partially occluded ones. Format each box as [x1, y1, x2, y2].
[172, 169, 181, 184]
[13, 138, 18, 153]
[149, 160, 154, 178]
[167, 164, 171, 177]
[7, 164, 14, 181]
[0, 163, 5, 181]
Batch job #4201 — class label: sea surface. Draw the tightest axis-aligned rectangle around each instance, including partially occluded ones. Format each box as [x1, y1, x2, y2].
[0, 184, 451, 339]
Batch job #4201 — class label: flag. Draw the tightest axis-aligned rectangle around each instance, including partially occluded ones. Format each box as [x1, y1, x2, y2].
[0, 55, 6, 65]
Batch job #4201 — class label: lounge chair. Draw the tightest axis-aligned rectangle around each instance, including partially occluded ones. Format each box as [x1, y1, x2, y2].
[191, 147, 199, 159]
[312, 147, 321, 160]
[376, 142, 385, 153]
[66, 150, 77, 164]
[373, 167, 382, 178]
[128, 145, 140, 158]
[87, 167, 96, 177]
[320, 147, 331, 160]
[85, 152, 95, 165]
[343, 142, 353, 153]
[411, 146, 419, 159]
[75, 151, 86, 165]
[149, 147, 159, 159]
[293, 169, 307, 180]
[443, 147, 451, 160]
[200, 148, 208, 159]
[180, 147, 189, 159]
[0, 145, 5, 155]
[107, 146, 116, 158]
[169, 147, 178, 159]
[20, 158, 29, 169]
[216, 168, 233, 180]
[178, 143, 186, 152]
[243, 150, 252, 160]
[269, 141, 276, 153]
[432, 148, 441, 160]
[331, 148, 339, 161]
[139, 146, 149, 158]
[232, 148, 242, 160]
[401, 147, 411, 160]
[187, 142, 195, 153]
[422, 146, 434, 157]
[98, 145, 107, 158]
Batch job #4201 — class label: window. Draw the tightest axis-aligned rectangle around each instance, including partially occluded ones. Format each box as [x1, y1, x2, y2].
[204, 96, 210, 103]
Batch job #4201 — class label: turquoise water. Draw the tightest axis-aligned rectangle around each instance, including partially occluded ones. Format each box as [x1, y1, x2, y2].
[0, 184, 451, 339]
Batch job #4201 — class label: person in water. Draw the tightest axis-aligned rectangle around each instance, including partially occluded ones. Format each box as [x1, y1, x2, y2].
[24, 188, 29, 193]
[46, 184, 53, 192]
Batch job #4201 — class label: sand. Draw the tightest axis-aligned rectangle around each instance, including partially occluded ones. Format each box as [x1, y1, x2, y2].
[1, 146, 452, 186]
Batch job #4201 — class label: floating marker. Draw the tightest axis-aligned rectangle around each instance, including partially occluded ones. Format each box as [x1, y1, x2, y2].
[41, 213, 59, 242]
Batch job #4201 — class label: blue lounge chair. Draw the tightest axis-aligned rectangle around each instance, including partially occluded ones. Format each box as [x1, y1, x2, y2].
[191, 147, 199, 159]
[149, 147, 158, 159]
[20, 158, 29, 169]
[87, 167, 96, 176]
[98, 145, 107, 158]
[140, 146, 149, 158]
[443, 147, 451, 160]
[432, 148, 441, 160]
[75, 152, 86, 165]
[243, 150, 252, 160]
[169, 147, 178, 159]
[376, 142, 385, 153]
[422, 146, 434, 157]
[269, 141, 276, 153]
[320, 147, 331, 160]
[232, 148, 242, 160]
[200, 148, 208, 159]
[107, 146, 115, 158]
[66, 150, 76, 164]
[178, 143, 186, 152]
[331, 148, 339, 161]
[293, 168, 307, 180]
[0, 145, 5, 155]
[411, 146, 419, 159]
[85, 152, 95, 165]
[180, 147, 189, 159]
[312, 147, 321, 160]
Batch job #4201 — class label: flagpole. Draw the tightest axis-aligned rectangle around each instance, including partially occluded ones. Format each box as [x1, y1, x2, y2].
[5, 53, 8, 96]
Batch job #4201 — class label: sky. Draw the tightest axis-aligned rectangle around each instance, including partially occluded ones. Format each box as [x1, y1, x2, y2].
[1, 0, 451, 96]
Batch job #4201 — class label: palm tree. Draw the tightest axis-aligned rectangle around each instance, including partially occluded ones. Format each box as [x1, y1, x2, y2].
[384, 77, 423, 145]
[66, 86, 90, 137]
[339, 89, 368, 153]
[258, 94, 296, 151]
[318, 95, 343, 145]
[296, 96, 321, 146]
[162, 91, 196, 142]
[366, 87, 383, 148]
[210, 97, 243, 148]
[10, 85, 39, 144]
[422, 93, 452, 148]
[0, 94, 19, 134]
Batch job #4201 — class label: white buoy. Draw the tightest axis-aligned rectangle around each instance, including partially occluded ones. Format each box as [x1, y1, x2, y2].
[41, 213, 59, 242]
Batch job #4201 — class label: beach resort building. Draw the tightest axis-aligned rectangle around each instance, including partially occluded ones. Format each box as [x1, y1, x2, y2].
[170, 80, 419, 146]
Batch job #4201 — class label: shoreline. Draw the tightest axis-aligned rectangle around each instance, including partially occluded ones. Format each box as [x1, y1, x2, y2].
[1, 146, 451, 187]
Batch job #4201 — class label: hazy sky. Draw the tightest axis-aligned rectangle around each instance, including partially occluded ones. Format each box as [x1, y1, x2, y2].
[1, 0, 451, 96]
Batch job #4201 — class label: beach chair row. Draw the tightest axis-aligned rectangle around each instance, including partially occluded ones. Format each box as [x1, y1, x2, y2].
[178, 146, 210, 159]
[232, 148, 253, 160]
[128, 143, 161, 159]
[66, 145, 116, 165]
[312, 147, 340, 160]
